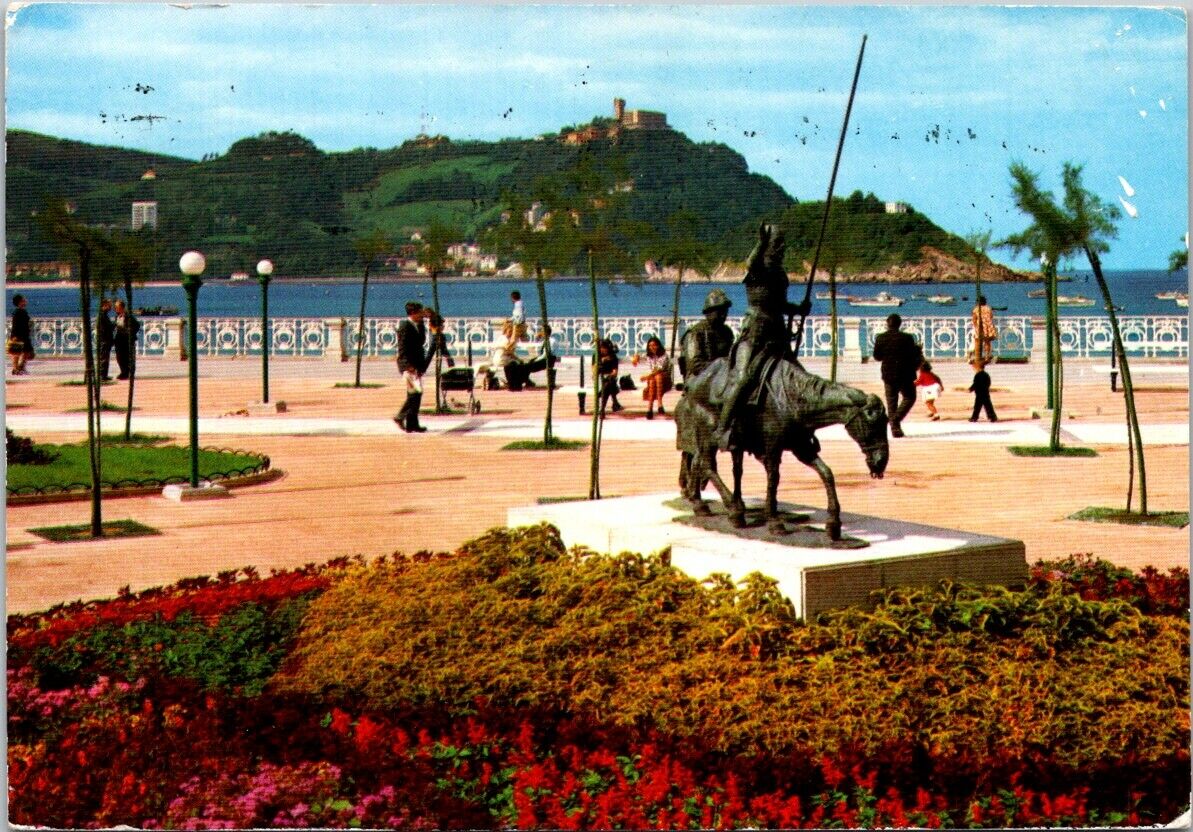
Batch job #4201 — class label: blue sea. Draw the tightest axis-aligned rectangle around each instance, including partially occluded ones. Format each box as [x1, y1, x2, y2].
[7, 270, 1189, 320]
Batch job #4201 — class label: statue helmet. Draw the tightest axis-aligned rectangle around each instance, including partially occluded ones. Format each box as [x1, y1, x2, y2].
[703, 288, 732, 313]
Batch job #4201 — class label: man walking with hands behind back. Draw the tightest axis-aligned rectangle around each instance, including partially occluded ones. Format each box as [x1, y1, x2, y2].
[871, 313, 923, 438]
[395, 301, 436, 433]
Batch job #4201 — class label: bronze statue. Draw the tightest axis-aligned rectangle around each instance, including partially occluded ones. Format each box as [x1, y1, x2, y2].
[713, 224, 810, 450]
[678, 288, 734, 381]
[676, 357, 888, 540]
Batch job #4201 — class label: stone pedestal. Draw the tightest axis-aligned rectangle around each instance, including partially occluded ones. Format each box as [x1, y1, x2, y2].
[162, 482, 231, 502]
[509, 493, 1027, 618]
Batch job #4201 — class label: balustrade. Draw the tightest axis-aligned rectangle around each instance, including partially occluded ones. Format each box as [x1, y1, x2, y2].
[18, 315, 1190, 362]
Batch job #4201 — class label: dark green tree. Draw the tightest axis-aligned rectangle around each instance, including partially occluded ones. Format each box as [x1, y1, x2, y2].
[351, 229, 391, 388]
[40, 201, 108, 536]
[654, 210, 717, 361]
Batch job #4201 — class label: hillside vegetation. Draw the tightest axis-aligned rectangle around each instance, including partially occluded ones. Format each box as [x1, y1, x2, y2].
[7, 125, 982, 280]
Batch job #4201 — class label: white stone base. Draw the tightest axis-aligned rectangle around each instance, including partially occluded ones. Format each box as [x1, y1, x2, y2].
[508, 493, 1026, 618]
[162, 482, 231, 502]
[247, 400, 287, 414]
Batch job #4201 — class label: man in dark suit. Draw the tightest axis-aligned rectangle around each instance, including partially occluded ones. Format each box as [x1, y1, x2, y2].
[871, 313, 923, 437]
[97, 299, 115, 380]
[395, 301, 437, 433]
[113, 299, 140, 380]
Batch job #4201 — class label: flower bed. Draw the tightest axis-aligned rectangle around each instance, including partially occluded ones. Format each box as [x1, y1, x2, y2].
[7, 529, 1190, 829]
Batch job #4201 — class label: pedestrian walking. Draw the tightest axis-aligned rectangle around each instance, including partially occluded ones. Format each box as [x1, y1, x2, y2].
[871, 314, 923, 437]
[971, 295, 997, 364]
[395, 302, 437, 433]
[7, 294, 35, 375]
[915, 360, 943, 421]
[968, 360, 998, 422]
[113, 300, 140, 380]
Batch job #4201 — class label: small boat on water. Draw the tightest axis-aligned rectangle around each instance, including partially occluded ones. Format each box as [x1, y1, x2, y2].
[1155, 290, 1184, 300]
[1177, 297, 1189, 308]
[1027, 288, 1047, 299]
[229, 272, 250, 282]
[849, 291, 903, 308]
[1056, 295, 1095, 307]
[135, 305, 179, 316]
[925, 294, 955, 305]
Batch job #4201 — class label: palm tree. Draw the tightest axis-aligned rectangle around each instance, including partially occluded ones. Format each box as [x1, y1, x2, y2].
[40, 201, 107, 536]
[1167, 243, 1187, 273]
[1007, 162, 1147, 513]
[1001, 188, 1067, 452]
[417, 222, 458, 412]
[490, 184, 576, 445]
[351, 229, 391, 388]
[656, 210, 716, 361]
[1058, 162, 1146, 513]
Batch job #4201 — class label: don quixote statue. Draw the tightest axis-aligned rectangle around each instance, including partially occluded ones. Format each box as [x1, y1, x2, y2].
[675, 224, 890, 541]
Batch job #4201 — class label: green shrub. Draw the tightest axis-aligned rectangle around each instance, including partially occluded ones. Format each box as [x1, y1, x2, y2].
[274, 524, 1190, 773]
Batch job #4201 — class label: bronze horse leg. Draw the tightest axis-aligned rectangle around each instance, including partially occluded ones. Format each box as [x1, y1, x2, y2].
[764, 449, 788, 535]
[731, 450, 744, 506]
[807, 456, 842, 541]
[680, 450, 713, 516]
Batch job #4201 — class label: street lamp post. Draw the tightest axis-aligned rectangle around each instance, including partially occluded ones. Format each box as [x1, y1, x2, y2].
[257, 259, 274, 404]
[179, 251, 206, 488]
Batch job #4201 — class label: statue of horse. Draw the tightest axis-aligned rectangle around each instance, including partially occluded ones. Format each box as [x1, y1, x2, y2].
[675, 357, 889, 541]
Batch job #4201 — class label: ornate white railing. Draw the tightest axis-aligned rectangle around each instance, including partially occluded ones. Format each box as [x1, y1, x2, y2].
[16, 315, 1190, 362]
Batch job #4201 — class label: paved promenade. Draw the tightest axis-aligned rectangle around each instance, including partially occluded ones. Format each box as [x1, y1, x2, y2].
[5, 354, 1189, 613]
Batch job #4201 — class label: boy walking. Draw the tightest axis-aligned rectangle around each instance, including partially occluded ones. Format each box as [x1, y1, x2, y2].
[968, 360, 998, 422]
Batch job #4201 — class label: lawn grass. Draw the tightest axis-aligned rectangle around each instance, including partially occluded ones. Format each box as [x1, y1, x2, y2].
[1008, 445, 1099, 457]
[7, 442, 264, 493]
[1069, 507, 1190, 528]
[501, 438, 588, 451]
[100, 433, 170, 446]
[333, 382, 386, 389]
[66, 400, 133, 413]
[29, 519, 161, 543]
[59, 379, 116, 387]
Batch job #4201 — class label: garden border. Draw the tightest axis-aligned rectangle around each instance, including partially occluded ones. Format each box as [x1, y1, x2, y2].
[7, 447, 279, 505]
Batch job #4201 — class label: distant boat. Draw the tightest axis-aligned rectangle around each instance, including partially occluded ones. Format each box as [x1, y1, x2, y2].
[816, 290, 853, 301]
[926, 294, 955, 305]
[135, 305, 179, 316]
[1156, 290, 1185, 301]
[849, 291, 903, 308]
[229, 272, 250, 282]
[1027, 288, 1047, 299]
[1056, 294, 1095, 307]
[1177, 297, 1189, 308]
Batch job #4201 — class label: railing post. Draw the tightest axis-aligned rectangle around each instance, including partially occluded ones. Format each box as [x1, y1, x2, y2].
[174, 316, 188, 361]
[324, 317, 347, 362]
[1029, 317, 1047, 366]
[841, 316, 863, 362]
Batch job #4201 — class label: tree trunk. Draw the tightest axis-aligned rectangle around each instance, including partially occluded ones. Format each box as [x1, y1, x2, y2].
[588, 250, 601, 499]
[829, 267, 839, 383]
[668, 263, 685, 360]
[1046, 260, 1062, 450]
[354, 263, 371, 387]
[78, 251, 103, 537]
[535, 265, 554, 445]
[1087, 245, 1147, 513]
[431, 271, 447, 412]
[123, 276, 135, 439]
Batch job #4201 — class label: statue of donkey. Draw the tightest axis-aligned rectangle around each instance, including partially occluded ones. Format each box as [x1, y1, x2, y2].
[675, 357, 889, 540]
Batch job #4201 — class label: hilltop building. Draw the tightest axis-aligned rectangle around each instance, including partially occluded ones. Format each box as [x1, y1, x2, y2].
[884, 202, 909, 215]
[563, 98, 670, 144]
[131, 200, 158, 230]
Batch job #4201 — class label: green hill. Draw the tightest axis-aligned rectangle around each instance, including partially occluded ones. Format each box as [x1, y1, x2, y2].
[5, 126, 976, 280]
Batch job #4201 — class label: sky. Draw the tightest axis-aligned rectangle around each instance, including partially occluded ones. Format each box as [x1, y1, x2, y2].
[5, 3, 1188, 269]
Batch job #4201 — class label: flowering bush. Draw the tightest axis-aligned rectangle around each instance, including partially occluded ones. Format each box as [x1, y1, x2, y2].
[7, 526, 1190, 828]
[1030, 553, 1189, 615]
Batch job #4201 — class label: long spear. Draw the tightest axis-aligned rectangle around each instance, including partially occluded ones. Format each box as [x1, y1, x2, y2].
[791, 33, 868, 354]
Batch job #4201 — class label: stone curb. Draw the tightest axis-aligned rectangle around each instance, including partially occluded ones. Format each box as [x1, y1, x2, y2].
[6, 467, 284, 507]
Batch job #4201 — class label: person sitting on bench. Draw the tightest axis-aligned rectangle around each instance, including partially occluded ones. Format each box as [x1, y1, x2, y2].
[504, 325, 559, 391]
